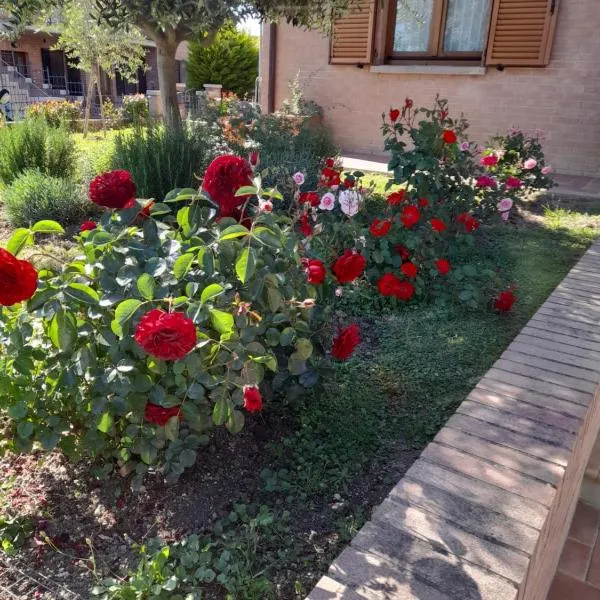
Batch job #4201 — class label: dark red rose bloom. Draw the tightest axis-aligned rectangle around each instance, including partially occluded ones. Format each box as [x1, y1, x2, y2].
[134, 309, 197, 361]
[80, 220, 97, 232]
[89, 170, 136, 209]
[378, 273, 403, 297]
[494, 289, 517, 313]
[144, 403, 183, 426]
[395, 280, 415, 301]
[331, 324, 360, 360]
[389, 108, 400, 122]
[395, 244, 410, 261]
[202, 155, 253, 219]
[248, 151, 260, 168]
[344, 177, 355, 188]
[332, 250, 366, 284]
[405, 98, 414, 109]
[138, 200, 155, 220]
[299, 213, 313, 237]
[435, 258, 451, 275]
[387, 190, 406, 206]
[457, 212, 480, 233]
[401, 205, 420, 228]
[325, 158, 335, 169]
[243, 385, 263, 413]
[370, 218, 392, 237]
[0, 248, 38, 306]
[299, 191, 320, 207]
[418, 198, 429, 208]
[401, 262, 418, 278]
[442, 130, 457, 144]
[321, 167, 341, 188]
[476, 175, 496, 189]
[303, 258, 326, 285]
[430, 218, 447, 233]
[481, 154, 499, 167]
[505, 176, 523, 189]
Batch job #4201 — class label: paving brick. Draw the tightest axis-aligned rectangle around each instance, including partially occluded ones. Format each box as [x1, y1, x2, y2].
[509, 340, 600, 372]
[476, 377, 587, 418]
[493, 359, 597, 394]
[543, 299, 600, 322]
[545, 295, 600, 314]
[421, 443, 556, 506]
[537, 305, 600, 329]
[307, 576, 363, 600]
[386, 480, 540, 553]
[553, 284, 600, 304]
[328, 547, 454, 600]
[547, 572, 600, 600]
[529, 314, 600, 344]
[457, 400, 575, 449]
[468, 386, 581, 433]
[521, 324, 600, 354]
[557, 279, 600, 295]
[351, 521, 518, 600]
[558, 538, 593, 580]
[433, 427, 564, 486]
[405, 460, 548, 529]
[446, 414, 570, 466]
[371, 499, 529, 583]
[570, 502, 600, 547]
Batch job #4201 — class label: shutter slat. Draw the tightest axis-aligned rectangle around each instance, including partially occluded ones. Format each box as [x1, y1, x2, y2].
[485, 0, 559, 67]
[330, 0, 376, 65]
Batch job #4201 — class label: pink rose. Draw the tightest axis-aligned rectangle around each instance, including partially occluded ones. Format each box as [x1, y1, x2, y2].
[319, 192, 336, 211]
[460, 141, 470, 152]
[542, 165, 553, 175]
[524, 158, 537, 170]
[293, 172, 305, 186]
[497, 198, 513, 212]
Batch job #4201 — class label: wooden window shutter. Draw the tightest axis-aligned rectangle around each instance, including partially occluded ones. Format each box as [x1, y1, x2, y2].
[485, 0, 559, 67]
[330, 0, 377, 65]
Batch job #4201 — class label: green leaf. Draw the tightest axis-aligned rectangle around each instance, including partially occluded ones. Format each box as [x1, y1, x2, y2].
[97, 412, 113, 434]
[296, 338, 313, 360]
[174, 253, 195, 280]
[164, 416, 180, 441]
[179, 449, 197, 468]
[149, 203, 171, 216]
[114, 299, 142, 335]
[220, 224, 250, 241]
[210, 309, 234, 336]
[6, 228, 33, 256]
[288, 353, 307, 376]
[212, 397, 228, 426]
[234, 185, 258, 197]
[7, 403, 27, 419]
[65, 283, 99, 305]
[49, 309, 77, 352]
[226, 409, 245, 434]
[200, 283, 224, 305]
[235, 247, 255, 284]
[137, 273, 156, 301]
[31, 220, 65, 234]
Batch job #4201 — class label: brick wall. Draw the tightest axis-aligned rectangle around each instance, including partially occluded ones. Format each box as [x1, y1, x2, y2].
[0, 31, 57, 89]
[260, 0, 600, 177]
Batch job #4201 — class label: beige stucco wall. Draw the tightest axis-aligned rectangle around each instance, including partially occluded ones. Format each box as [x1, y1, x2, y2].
[260, 0, 600, 177]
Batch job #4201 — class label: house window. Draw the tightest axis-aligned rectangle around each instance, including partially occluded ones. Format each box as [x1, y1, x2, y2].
[389, 0, 492, 59]
[1, 50, 29, 77]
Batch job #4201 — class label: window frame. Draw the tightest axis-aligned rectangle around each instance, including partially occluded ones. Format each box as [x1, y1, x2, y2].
[385, 0, 491, 63]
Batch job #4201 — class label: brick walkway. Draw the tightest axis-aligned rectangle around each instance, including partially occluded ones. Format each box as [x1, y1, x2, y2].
[547, 502, 600, 599]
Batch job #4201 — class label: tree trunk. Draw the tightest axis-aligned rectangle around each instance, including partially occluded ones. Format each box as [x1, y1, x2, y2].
[83, 70, 95, 138]
[96, 65, 106, 138]
[155, 37, 180, 128]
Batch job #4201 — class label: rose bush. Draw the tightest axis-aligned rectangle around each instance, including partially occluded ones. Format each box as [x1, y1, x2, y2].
[0, 161, 357, 486]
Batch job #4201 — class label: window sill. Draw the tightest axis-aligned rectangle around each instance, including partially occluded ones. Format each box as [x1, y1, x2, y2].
[369, 64, 487, 76]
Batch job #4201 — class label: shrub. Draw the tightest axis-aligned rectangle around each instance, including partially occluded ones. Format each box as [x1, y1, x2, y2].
[0, 165, 349, 487]
[187, 24, 259, 98]
[2, 169, 89, 227]
[101, 98, 125, 129]
[122, 94, 149, 125]
[112, 121, 227, 200]
[25, 100, 81, 128]
[0, 118, 76, 186]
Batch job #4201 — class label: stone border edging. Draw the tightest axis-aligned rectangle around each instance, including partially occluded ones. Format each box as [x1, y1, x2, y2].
[308, 241, 600, 600]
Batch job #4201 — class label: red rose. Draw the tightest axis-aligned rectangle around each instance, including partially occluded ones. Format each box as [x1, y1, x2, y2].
[400, 205, 420, 228]
[0, 249, 38, 306]
[332, 250, 366, 284]
[442, 130, 457, 144]
[303, 258, 326, 285]
[457, 213, 480, 233]
[202, 155, 253, 219]
[138, 200, 155, 220]
[418, 198, 429, 208]
[321, 167, 341, 188]
[405, 98, 414, 109]
[299, 191, 320, 207]
[401, 262, 418, 278]
[395, 280, 415, 301]
[80, 220, 97, 232]
[494, 289, 516, 313]
[331, 324, 360, 360]
[476, 175, 496, 189]
[435, 259, 451, 275]
[344, 177, 355, 188]
[243, 385, 263, 413]
[430, 218, 447, 233]
[395, 244, 410, 261]
[481, 155, 499, 167]
[248, 151, 260, 168]
[144, 403, 183, 426]
[505, 176, 522, 189]
[89, 170, 136, 209]
[387, 190, 406, 206]
[378, 273, 402, 297]
[389, 108, 400, 122]
[370, 218, 392, 237]
[325, 158, 335, 169]
[134, 309, 197, 361]
[299, 213, 313, 237]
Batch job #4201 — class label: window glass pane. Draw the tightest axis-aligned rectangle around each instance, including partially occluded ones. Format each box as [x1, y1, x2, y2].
[444, 0, 492, 52]
[393, 0, 434, 53]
